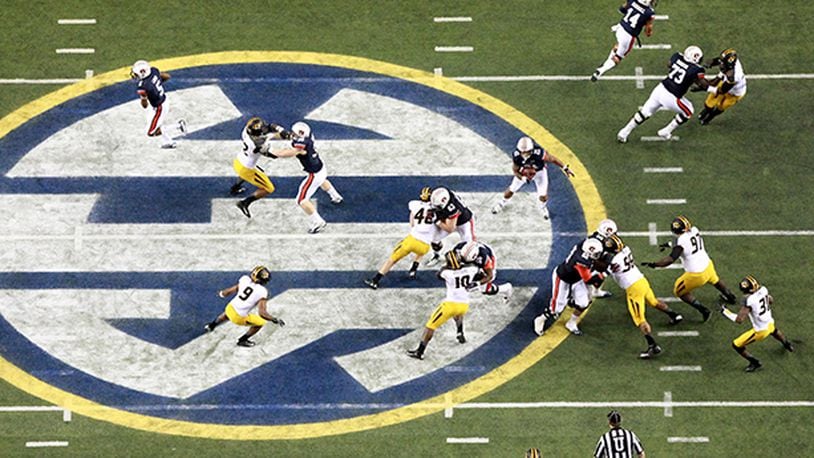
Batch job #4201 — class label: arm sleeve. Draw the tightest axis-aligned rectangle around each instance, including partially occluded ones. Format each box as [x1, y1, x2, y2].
[668, 245, 683, 261]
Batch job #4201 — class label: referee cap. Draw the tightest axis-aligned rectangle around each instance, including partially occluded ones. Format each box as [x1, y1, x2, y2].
[607, 410, 622, 425]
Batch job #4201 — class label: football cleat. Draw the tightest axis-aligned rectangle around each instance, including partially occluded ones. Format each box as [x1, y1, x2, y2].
[502, 283, 513, 304]
[406, 349, 424, 360]
[565, 321, 583, 336]
[700, 307, 712, 323]
[639, 345, 662, 359]
[230, 184, 246, 196]
[424, 252, 442, 267]
[541, 206, 550, 220]
[308, 221, 327, 234]
[236, 200, 251, 218]
[177, 119, 188, 134]
[407, 269, 417, 280]
[657, 127, 673, 140]
[330, 196, 344, 205]
[161, 142, 178, 149]
[590, 70, 600, 82]
[204, 323, 215, 333]
[593, 288, 613, 299]
[457, 332, 466, 344]
[669, 314, 684, 325]
[616, 131, 628, 143]
[491, 201, 505, 214]
[744, 361, 762, 372]
[363, 278, 379, 290]
[533, 315, 546, 336]
[237, 338, 256, 347]
[784, 341, 795, 352]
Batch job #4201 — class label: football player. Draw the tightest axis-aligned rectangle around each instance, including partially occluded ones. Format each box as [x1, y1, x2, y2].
[424, 186, 476, 266]
[641, 215, 737, 322]
[490, 136, 574, 220]
[130, 60, 187, 149]
[695, 48, 747, 125]
[617, 46, 710, 142]
[591, 0, 656, 82]
[589, 218, 619, 298]
[407, 251, 482, 360]
[272, 121, 344, 234]
[720, 275, 794, 372]
[533, 238, 605, 337]
[203, 266, 285, 347]
[232, 117, 289, 218]
[364, 187, 444, 289]
[602, 235, 683, 359]
[451, 240, 513, 303]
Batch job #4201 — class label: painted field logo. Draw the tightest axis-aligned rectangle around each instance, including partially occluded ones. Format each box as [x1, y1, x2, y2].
[0, 52, 597, 439]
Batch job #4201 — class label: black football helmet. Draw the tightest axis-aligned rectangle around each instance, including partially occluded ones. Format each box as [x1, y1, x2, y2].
[720, 48, 738, 70]
[250, 265, 271, 285]
[739, 275, 760, 294]
[246, 117, 269, 137]
[445, 251, 461, 270]
[670, 215, 692, 235]
[603, 234, 625, 253]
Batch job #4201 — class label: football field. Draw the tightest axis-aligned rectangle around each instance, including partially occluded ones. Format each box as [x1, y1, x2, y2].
[1, 1, 813, 456]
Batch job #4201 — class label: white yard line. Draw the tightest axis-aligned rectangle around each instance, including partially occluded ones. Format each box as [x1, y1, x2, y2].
[640, 44, 672, 50]
[635, 66, 645, 89]
[663, 392, 673, 417]
[434, 67, 444, 76]
[26, 441, 69, 448]
[434, 17, 472, 23]
[447, 437, 489, 444]
[647, 222, 658, 245]
[653, 15, 670, 20]
[55, 48, 95, 54]
[646, 199, 686, 205]
[657, 331, 699, 337]
[643, 167, 683, 173]
[0, 78, 82, 84]
[622, 230, 814, 237]
[57, 19, 96, 25]
[668, 437, 709, 443]
[657, 297, 682, 302]
[660, 366, 702, 372]
[641, 136, 680, 142]
[435, 46, 474, 52]
[455, 400, 814, 409]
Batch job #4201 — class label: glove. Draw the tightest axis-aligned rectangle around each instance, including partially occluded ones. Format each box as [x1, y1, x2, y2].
[271, 317, 286, 327]
[562, 164, 575, 178]
[269, 123, 283, 133]
[217, 290, 227, 298]
[466, 281, 483, 293]
[640, 262, 656, 268]
[658, 242, 671, 252]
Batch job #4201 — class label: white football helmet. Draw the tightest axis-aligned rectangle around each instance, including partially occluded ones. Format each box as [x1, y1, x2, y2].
[131, 60, 151, 80]
[430, 187, 450, 209]
[638, 0, 652, 6]
[683, 46, 703, 64]
[597, 219, 618, 238]
[460, 241, 480, 263]
[516, 136, 534, 153]
[291, 121, 311, 139]
[582, 238, 603, 260]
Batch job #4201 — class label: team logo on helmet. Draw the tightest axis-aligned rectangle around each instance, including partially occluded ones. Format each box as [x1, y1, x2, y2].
[130, 60, 151, 80]
[597, 218, 618, 238]
[671, 215, 692, 235]
[739, 275, 760, 294]
[720, 48, 738, 69]
[419, 186, 432, 202]
[291, 121, 311, 139]
[683, 46, 704, 65]
[430, 187, 451, 209]
[250, 265, 271, 285]
[582, 238, 603, 260]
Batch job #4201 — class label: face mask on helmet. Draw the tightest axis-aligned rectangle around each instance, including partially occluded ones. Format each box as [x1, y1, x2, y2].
[670, 216, 692, 235]
[130, 60, 151, 80]
[739, 275, 760, 294]
[430, 188, 450, 208]
[291, 121, 311, 139]
[597, 219, 618, 238]
[683, 46, 703, 64]
[582, 238, 603, 260]
[250, 266, 271, 285]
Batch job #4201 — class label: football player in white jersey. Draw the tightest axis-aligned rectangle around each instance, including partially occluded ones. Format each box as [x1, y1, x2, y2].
[233, 117, 289, 218]
[364, 187, 444, 289]
[203, 266, 285, 347]
[589, 218, 618, 299]
[696, 48, 747, 125]
[641, 215, 737, 322]
[407, 251, 481, 360]
[603, 235, 683, 359]
[720, 275, 794, 372]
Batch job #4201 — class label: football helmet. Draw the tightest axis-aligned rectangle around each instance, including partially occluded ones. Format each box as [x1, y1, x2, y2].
[291, 121, 311, 139]
[250, 265, 271, 285]
[459, 241, 480, 263]
[582, 238, 603, 260]
[683, 46, 704, 64]
[670, 215, 692, 235]
[445, 251, 461, 270]
[525, 448, 542, 458]
[597, 218, 618, 238]
[739, 275, 760, 294]
[130, 60, 151, 80]
[638, 0, 652, 6]
[603, 234, 625, 253]
[516, 136, 534, 153]
[720, 48, 738, 69]
[430, 187, 450, 209]
[419, 186, 432, 202]
[246, 116, 268, 137]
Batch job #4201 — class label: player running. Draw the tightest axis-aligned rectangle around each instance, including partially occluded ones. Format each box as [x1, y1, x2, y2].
[592, 0, 656, 82]
[130, 60, 187, 149]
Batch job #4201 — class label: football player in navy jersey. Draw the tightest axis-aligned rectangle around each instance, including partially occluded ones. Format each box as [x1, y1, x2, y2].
[617, 46, 710, 142]
[273, 121, 343, 234]
[491, 136, 574, 220]
[130, 60, 187, 149]
[591, 0, 656, 82]
[452, 240, 513, 303]
[424, 186, 477, 266]
[533, 238, 606, 337]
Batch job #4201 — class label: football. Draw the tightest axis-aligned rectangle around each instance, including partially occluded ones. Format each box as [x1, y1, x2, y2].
[521, 166, 536, 180]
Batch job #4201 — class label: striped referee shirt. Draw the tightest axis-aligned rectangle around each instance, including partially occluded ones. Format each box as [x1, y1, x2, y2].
[594, 427, 644, 458]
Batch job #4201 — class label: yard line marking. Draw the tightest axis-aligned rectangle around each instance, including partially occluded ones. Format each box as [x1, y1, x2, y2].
[55, 48, 95, 54]
[455, 401, 814, 409]
[63, 409, 72, 422]
[434, 67, 443, 76]
[447, 437, 489, 444]
[434, 17, 472, 23]
[660, 366, 702, 372]
[57, 19, 96, 25]
[654, 15, 670, 20]
[635, 66, 645, 89]
[657, 297, 682, 303]
[0, 406, 65, 412]
[0, 78, 82, 84]
[668, 437, 709, 443]
[663, 392, 673, 417]
[647, 199, 686, 205]
[444, 393, 454, 418]
[640, 44, 672, 49]
[643, 167, 683, 173]
[641, 135, 680, 142]
[648, 222, 658, 245]
[621, 230, 814, 237]
[85, 69, 94, 79]
[26, 441, 69, 448]
[658, 331, 699, 337]
[435, 46, 474, 52]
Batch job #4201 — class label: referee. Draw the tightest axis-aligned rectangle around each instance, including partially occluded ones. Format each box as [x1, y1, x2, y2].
[593, 410, 645, 458]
